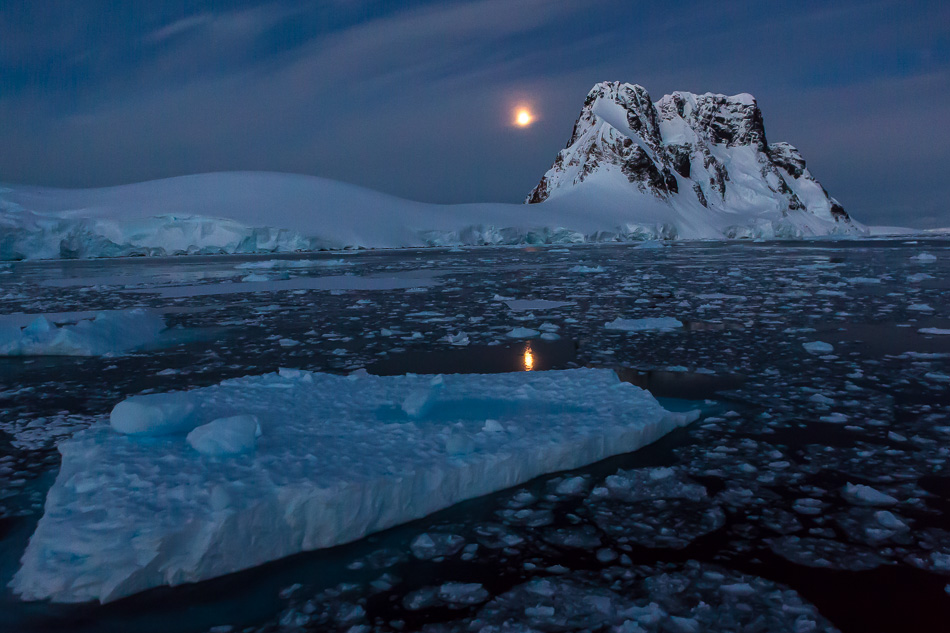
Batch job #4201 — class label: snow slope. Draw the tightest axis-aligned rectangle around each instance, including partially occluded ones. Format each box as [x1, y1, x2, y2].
[527, 82, 867, 240]
[11, 367, 696, 603]
[2, 172, 705, 260]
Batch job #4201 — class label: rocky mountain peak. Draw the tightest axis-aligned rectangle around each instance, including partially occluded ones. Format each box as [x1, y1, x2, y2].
[526, 81, 858, 238]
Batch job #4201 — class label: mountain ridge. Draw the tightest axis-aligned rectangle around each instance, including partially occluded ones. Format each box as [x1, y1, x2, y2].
[526, 81, 858, 238]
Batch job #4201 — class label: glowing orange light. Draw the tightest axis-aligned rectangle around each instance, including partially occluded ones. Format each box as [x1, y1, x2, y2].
[523, 344, 535, 371]
[514, 108, 534, 127]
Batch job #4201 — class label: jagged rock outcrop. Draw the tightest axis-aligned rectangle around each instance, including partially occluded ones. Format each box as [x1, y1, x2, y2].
[527, 82, 862, 238]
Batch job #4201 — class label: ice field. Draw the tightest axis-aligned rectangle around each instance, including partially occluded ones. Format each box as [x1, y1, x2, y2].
[1, 239, 949, 632]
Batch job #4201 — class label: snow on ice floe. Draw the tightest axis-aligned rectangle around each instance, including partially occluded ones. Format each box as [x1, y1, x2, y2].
[11, 367, 693, 603]
[605, 317, 683, 332]
[0, 308, 164, 356]
[186, 415, 262, 457]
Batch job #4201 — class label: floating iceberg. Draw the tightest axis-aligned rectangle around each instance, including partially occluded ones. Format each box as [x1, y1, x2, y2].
[11, 368, 695, 603]
[0, 308, 165, 356]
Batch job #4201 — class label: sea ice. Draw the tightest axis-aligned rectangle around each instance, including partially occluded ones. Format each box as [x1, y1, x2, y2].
[802, 341, 834, 354]
[11, 368, 687, 603]
[0, 309, 165, 356]
[605, 317, 683, 332]
[506, 327, 540, 338]
[410, 533, 466, 560]
[443, 331, 470, 346]
[840, 483, 898, 506]
[503, 299, 573, 312]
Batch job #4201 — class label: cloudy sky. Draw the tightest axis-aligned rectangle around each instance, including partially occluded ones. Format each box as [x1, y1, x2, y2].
[1, 0, 948, 227]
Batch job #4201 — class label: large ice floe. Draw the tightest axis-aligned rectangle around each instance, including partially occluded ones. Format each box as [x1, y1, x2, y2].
[0, 308, 165, 356]
[10, 367, 695, 603]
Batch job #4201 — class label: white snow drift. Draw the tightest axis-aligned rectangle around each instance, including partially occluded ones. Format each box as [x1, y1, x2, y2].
[0, 309, 165, 356]
[11, 367, 696, 603]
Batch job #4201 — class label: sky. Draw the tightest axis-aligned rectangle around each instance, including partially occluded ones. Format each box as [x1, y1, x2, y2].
[1, 0, 948, 227]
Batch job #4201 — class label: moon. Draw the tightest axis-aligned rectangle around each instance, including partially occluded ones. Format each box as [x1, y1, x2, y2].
[514, 108, 534, 127]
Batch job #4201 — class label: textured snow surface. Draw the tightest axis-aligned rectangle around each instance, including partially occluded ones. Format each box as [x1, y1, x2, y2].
[0, 308, 165, 356]
[10, 367, 689, 603]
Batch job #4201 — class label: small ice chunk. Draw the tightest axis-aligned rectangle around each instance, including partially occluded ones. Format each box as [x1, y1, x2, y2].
[569, 265, 604, 273]
[507, 327, 540, 339]
[410, 533, 465, 560]
[444, 331, 470, 346]
[803, 341, 833, 353]
[919, 328, 950, 336]
[874, 510, 907, 530]
[910, 252, 937, 263]
[437, 582, 488, 606]
[554, 476, 588, 495]
[186, 415, 261, 457]
[841, 483, 898, 506]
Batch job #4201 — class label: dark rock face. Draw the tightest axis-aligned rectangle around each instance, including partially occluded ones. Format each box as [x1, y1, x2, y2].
[769, 142, 807, 179]
[830, 203, 849, 221]
[526, 81, 854, 228]
[667, 144, 692, 179]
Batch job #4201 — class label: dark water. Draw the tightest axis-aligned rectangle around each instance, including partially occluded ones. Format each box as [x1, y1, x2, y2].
[1, 239, 949, 632]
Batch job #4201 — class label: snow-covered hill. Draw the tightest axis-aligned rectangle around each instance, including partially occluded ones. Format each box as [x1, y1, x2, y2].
[0, 82, 867, 260]
[527, 82, 866, 240]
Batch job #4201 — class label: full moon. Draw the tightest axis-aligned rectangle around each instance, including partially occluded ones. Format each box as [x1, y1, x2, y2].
[514, 108, 534, 127]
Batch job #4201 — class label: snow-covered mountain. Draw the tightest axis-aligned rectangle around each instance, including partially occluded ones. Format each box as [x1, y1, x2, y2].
[527, 82, 864, 239]
[0, 83, 867, 260]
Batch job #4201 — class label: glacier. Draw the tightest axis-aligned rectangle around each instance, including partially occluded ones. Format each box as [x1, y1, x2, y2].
[10, 367, 697, 604]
